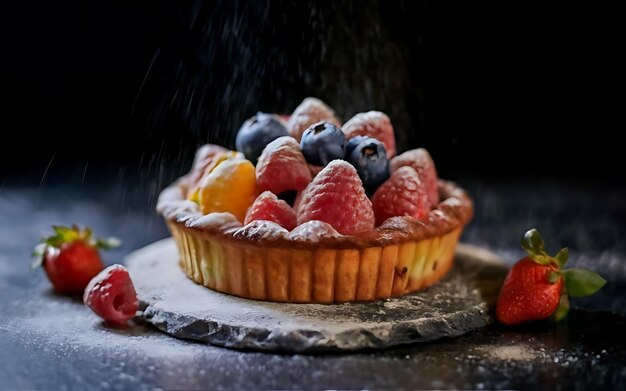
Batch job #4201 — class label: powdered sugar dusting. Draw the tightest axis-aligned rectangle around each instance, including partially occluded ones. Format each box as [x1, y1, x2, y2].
[188, 212, 240, 229]
[476, 345, 540, 361]
[234, 220, 289, 240]
[288, 220, 342, 242]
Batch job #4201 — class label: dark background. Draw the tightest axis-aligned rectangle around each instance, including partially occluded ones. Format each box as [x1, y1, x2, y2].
[1, 4, 625, 388]
[1, 0, 622, 185]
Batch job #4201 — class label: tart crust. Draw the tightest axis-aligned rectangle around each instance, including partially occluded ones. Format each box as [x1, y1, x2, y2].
[158, 179, 473, 303]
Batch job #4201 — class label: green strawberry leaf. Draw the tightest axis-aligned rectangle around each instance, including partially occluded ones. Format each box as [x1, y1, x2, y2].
[554, 247, 569, 267]
[46, 225, 80, 247]
[521, 228, 545, 257]
[95, 237, 122, 250]
[82, 227, 93, 241]
[563, 268, 607, 297]
[38, 225, 119, 251]
[551, 294, 570, 323]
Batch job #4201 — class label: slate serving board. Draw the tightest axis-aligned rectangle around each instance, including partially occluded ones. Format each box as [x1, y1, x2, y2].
[127, 238, 508, 352]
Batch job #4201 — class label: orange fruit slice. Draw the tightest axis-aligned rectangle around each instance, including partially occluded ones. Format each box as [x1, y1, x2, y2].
[188, 151, 243, 202]
[198, 158, 257, 222]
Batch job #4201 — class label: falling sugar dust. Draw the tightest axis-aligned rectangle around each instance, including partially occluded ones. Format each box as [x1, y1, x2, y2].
[128, 1, 429, 187]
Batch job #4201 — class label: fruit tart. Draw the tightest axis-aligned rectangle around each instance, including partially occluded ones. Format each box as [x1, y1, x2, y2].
[157, 98, 473, 303]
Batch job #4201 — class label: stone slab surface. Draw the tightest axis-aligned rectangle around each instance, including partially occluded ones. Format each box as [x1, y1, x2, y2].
[127, 239, 508, 352]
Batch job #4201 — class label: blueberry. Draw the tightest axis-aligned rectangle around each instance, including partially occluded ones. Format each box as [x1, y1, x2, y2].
[345, 135, 369, 157]
[300, 122, 346, 166]
[347, 137, 390, 191]
[236, 113, 288, 164]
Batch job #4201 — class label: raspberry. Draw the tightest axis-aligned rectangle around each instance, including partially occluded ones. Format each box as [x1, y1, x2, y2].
[371, 166, 432, 226]
[244, 191, 297, 230]
[389, 148, 439, 205]
[256, 136, 312, 195]
[297, 160, 375, 235]
[83, 264, 138, 326]
[287, 97, 341, 142]
[342, 111, 396, 158]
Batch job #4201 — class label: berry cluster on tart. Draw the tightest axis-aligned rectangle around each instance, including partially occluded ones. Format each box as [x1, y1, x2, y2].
[157, 97, 473, 303]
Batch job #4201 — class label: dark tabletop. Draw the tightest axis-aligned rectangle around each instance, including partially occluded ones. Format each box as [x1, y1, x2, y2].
[1, 176, 625, 390]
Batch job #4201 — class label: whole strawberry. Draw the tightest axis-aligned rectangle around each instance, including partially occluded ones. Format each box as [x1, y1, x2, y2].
[496, 229, 606, 325]
[32, 225, 120, 294]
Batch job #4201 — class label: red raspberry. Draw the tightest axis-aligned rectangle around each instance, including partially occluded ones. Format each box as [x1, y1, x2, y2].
[371, 166, 432, 226]
[297, 160, 375, 235]
[256, 136, 312, 195]
[287, 97, 341, 142]
[244, 191, 298, 230]
[83, 264, 139, 326]
[342, 111, 396, 158]
[389, 148, 439, 205]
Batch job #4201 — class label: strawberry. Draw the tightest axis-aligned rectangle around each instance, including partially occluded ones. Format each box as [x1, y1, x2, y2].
[83, 264, 138, 326]
[287, 97, 341, 142]
[342, 111, 396, 158]
[32, 225, 120, 294]
[496, 257, 564, 325]
[244, 191, 298, 230]
[255, 136, 312, 195]
[371, 166, 432, 225]
[496, 229, 607, 326]
[297, 160, 375, 235]
[389, 148, 439, 205]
